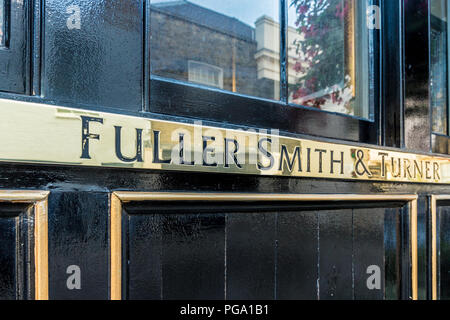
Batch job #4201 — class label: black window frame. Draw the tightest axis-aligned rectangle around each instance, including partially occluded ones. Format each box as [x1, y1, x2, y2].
[0, 0, 30, 94]
[147, 0, 396, 145]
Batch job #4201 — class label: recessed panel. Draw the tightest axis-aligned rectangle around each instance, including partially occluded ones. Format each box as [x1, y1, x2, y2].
[0, 203, 34, 300]
[47, 192, 109, 299]
[121, 200, 405, 300]
[438, 204, 450, 299]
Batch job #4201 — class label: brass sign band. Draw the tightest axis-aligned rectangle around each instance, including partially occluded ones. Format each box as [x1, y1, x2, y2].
[1, 98, 450, 184]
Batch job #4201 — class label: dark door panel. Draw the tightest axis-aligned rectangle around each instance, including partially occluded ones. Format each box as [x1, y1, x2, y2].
[319, 209, 353, 300]
[126, 212, 226, 300]
[436, 200, 450, 299]
[277, 211, 318, 300]
[439, 206, 450, 299]
[0, 203, 34, 300]
[353, 208, 385, 300]
[120, 200, 407, 300]
[47, 191, 109, 300]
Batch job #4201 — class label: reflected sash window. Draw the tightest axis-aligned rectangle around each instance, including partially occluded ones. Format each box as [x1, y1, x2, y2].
[188, 61, 223, 89]
[430, 0, 449, 135]
[288, 0, 375, 120]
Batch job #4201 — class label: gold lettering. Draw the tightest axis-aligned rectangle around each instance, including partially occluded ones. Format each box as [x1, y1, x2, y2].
[379, 152, 388, 177]
[330, 151, 344, 175]
[413, 160, 423, 179]
[404, 159, 413, 179]
[425, 161, 432, 179]
[391, 157, 401, 178]
[434, 162, 441, 180]
[315, 149, 327, 174]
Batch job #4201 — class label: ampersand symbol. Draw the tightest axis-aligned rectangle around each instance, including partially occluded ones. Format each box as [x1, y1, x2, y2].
[355, 149, 372, 176]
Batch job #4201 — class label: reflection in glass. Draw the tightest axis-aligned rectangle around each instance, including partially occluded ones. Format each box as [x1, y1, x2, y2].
[0, 1, 4, 47]
[150, 0, 280, 100]
[430, 0, 448, 135]
[288, 0, 374, 119]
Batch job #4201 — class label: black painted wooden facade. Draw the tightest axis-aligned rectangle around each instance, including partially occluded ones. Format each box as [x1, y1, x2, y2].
[0, 0, 448, 300]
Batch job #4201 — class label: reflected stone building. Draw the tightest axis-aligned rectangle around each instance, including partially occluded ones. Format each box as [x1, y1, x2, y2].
[150, 0, 299, 100]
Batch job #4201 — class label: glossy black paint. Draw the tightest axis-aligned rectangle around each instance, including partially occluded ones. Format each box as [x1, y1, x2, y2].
[384, 208, 401, 299]
[417, 196, 428, 300]
[118, 200, 408, 300]
[0, 159, 441, 300]
[276, 211, 317, 300]
[319, 209, 353, 300]
[381, 0, 404, 148]
[227, 212, 276, 300]
[42, 0, 143, 112]
[47, 191, 109, 300]
[353, 208, 385, 300]
[0, 0, 29, 94]
[436, 200, 450, 300]
[0, 203, 34, 300]
[404, 0, 431, 152]
[150, 77, 377, 144]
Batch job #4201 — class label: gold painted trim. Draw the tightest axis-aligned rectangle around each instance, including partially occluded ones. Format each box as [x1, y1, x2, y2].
[0, 190, 49, 300]
[429, 195, 450, 300]
[411, 198, 418, 300]
[110, 193, 122, 301]
[110, 192, 418, 300]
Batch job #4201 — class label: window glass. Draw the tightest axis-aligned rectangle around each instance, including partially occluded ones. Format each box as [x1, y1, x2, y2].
[150, 0, 280, 100]
[288, 0, 375, 120]
[0, 1, 4, 47]
[430, 0, 448, 135]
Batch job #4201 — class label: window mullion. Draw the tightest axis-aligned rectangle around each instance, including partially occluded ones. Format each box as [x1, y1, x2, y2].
[280, 0, 288, 103]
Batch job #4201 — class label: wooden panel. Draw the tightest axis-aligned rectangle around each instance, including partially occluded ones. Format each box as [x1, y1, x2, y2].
[353, 208, 385, 299]
[163, 214, 225, 299]
[439, 206, 450, 299]
[0, 203, 34, 300]
[384, 208, 401, 299]
[117, 197, 410, 300]
[276, 211, 318, 299]
[0, 213, 19, 299]
[125, 211, 225, 300]
[126, 213, 162, 300]
[319, 209, 353, 300]
[226, 212, 276, 300]
[47, 192, 109, 299]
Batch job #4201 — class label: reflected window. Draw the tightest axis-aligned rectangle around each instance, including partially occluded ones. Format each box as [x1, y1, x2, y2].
[0, 1, 4, 47]
[288, 0, 375, 120]
[188, 61, 223, 89]
[150, 0, 280, 100]
[430, 0, 448, 135]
